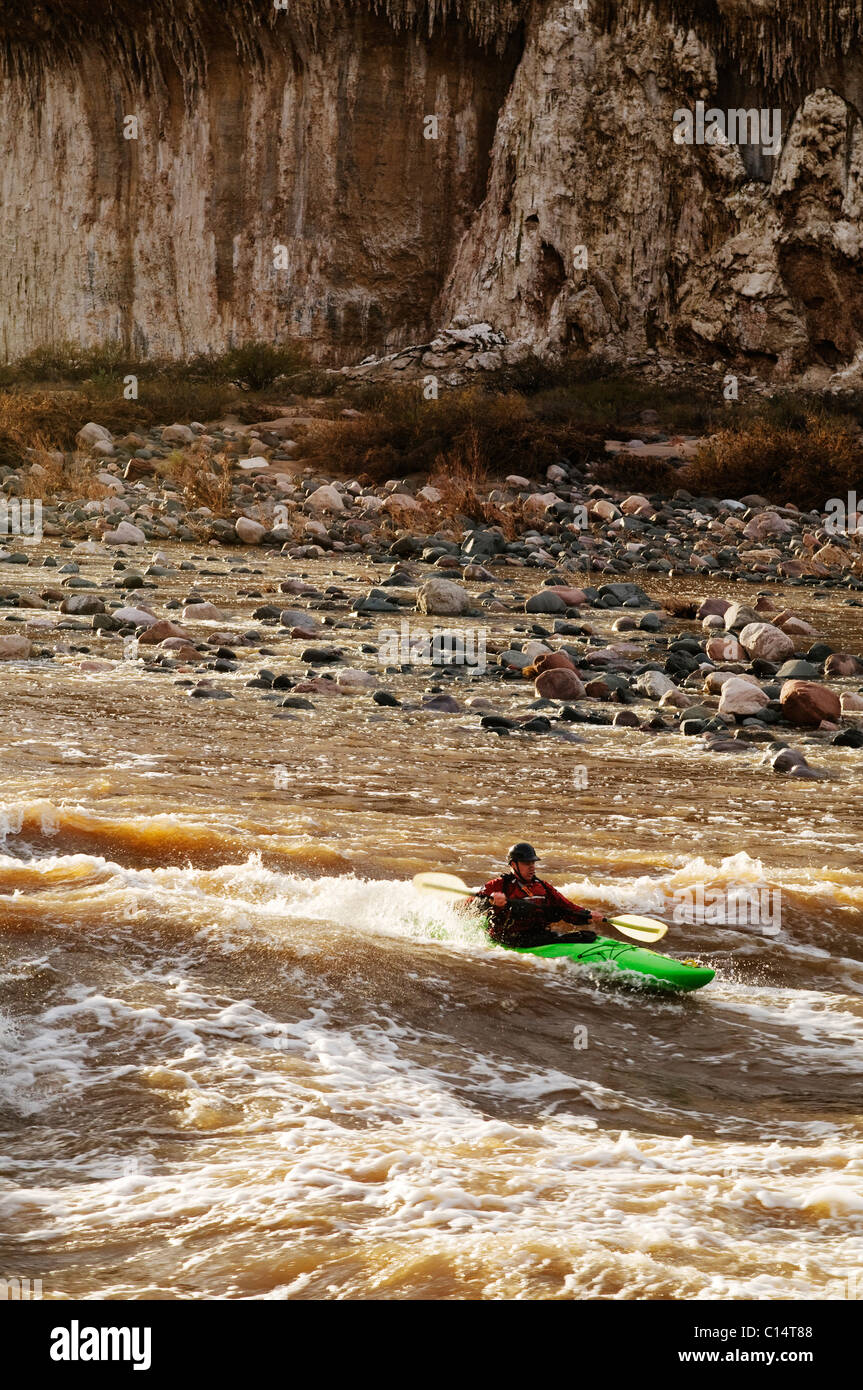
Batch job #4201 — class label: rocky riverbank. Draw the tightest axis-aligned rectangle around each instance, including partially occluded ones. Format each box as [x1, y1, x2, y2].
[3, 406, 863, 785]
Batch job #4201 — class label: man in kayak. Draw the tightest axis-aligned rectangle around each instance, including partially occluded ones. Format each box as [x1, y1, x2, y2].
[473, 843, 606, 948]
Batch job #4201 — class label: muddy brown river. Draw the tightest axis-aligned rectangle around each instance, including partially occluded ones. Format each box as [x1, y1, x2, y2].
[1, 545, 862, 1299]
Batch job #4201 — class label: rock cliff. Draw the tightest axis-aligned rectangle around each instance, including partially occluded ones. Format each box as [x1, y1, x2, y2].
[3, 1, 863, 376]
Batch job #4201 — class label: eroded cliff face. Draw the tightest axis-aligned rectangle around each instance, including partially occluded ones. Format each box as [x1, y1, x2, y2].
[4, 0, 863, 375]
[444, 0, 863, 377]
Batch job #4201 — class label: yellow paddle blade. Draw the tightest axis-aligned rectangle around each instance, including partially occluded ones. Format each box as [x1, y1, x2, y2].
[413, 872, 473, 896]
[606, 913, 668, 943]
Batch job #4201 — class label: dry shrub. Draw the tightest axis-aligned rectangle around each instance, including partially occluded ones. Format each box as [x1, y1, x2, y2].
[29, 444, 110, 502]
[0, 382, 236, 468]
[157, 448, 233, 515]
[686, 411, 861, 508]
[303, 384, 580, 481]
[590, 453, 678, 493]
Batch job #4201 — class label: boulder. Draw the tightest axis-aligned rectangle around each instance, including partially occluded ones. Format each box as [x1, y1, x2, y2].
[635, 670, 678, 700]
[742, 512, 792, 541]
[825, 653, 863, 676]
[738, 622, 795, 662]
[533, 652, 576, 675]
[335, 669, 378, 689]
[0, 634, 31, 659]
[774, 614, 817, 638]
[546, 586, 588, 607]
[723, 602, 760, 630]
[659, 687, 692, 708]
[776, 660, 820, 681]
[706, 635, 746, 662]
[162, 423, 195, 445]
[780, 680, 841, 727]
[591, 499, 621, 522]
[59, 594, 106, 615]
[840, 692, 863, 713]
[697, 598, 732, 619]
[279, 608, 321, 633]
[103, 521, 147, 545]
[522, 492, 559, 521]
[417, 578, 472, 617]
[113, 605, 159, 626]
[770, 747, 810, 774]
[76, 422, 113, 450]
[718, 676, 770, 717]
[534, 668, 585, 701]
[525, 590, 566, 614]
[138, 620, 194, 645]
[235, 517, 266, 545]
[306, 485, 344, 513]
[182, 602, 225, 622]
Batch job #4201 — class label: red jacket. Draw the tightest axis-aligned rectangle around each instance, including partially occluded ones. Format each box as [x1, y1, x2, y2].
[474, 873, 591, 938]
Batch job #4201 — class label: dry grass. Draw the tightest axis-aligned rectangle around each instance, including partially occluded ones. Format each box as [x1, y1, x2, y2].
[155, 448, 234, 515]
[590, 453, 678, 493]
[303, 384, 589, 481]
[28, 445, 111, 502]
[686, 410, 861, 508]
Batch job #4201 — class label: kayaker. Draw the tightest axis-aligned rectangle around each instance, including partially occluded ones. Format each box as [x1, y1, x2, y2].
[473, 843, 606, 947]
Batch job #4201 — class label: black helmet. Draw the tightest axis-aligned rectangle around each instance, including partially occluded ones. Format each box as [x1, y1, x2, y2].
[507, 842, 540, 864]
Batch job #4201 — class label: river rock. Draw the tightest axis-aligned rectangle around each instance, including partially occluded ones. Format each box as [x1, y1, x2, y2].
[417, 578, 471, 616]
[706, 635, 746, 662]
[776, 660, 820, 681]
[336, 668, 378, 689]
[534, 668, 585, 701]
[162, 423, 195, 445]
[635, 670, 678, 700]
[138, 620, 194, 645]
[182, 602, 225, 621]
[525, 590, 566, 614]
[533, 652, 577, 675]
[76, 422, 113, 449]
[236, 517, 266, 545]
[103, 521, 147, 545]
[546, 586, 588, 607]
[114, 605, 159, 626]
[659, 687, 692, 708]
[306, 485, 344, 513]
[770, 747, 810, 773]
[59, 594, 106, 615]
[742, 512, 792, 541]
[0, 634, 31, 659]
[279, 608, 321, 634]
[718, 676, 770, 717]
[738, 622, 795, 662]
[613, 709, 640, 727]
[698, 598, 732, 619]
[780, 680, 841, 727]
[723, 602, 760, 631]
[825, 653, 863, 676]
[840, 692, 863, 712]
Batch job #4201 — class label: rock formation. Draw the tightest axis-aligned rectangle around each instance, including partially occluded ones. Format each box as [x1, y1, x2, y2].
[4, 1, 863, 376]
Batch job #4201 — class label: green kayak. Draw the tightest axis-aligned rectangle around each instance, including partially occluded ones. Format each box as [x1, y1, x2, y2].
[497, 933, 715, 992]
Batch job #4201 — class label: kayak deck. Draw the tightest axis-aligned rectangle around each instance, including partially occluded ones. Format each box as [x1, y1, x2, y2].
[497, 933, 715, 992]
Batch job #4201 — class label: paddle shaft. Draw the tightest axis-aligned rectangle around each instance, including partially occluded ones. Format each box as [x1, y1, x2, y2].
[413, 876, 667, 942]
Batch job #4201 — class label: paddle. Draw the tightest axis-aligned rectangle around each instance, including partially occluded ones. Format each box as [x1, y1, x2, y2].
[413, 871, 668, 943]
